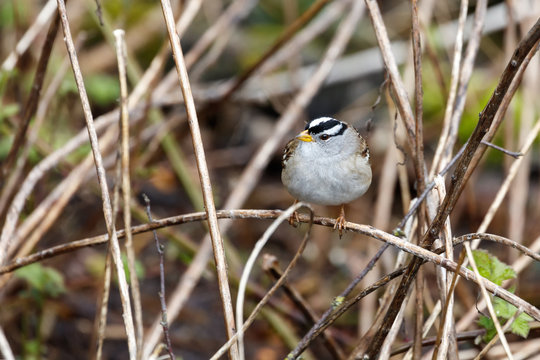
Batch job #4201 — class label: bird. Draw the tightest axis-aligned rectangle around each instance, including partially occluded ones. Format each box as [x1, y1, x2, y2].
[281, 117, 372, 236]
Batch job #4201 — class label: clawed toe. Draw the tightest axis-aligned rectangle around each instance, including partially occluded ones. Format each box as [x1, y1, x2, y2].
[334, 205, 347, 238]
[288, 210, 300, 227]
[333, 215, 347, 238]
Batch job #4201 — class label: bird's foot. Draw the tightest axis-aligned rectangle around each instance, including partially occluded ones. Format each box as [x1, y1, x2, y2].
[333, 216, 347, 238]
[288, 211, 300, 227]
[333, 205, 347, 238]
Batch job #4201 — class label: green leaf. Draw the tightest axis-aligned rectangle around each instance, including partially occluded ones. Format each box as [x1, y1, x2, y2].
[59, 75, 78, 95]
[478, 315, 496, 342]
[85, 74, 120, 107]
[0, 103, 19, 122]
[122, 253, 145, 281]
[478, 297, 533, 342]
[512, 312, 533, 338]
[23, 339, 41, 359]
[493, 296, 515, 318]
[85, 253, 145, 283]
[15, 263, 66, 298]
[471, 249, 516, 286]
[472, 252, 532, 342]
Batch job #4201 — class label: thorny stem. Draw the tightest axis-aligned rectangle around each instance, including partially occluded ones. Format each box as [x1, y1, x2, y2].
[143, 195, 175, 360]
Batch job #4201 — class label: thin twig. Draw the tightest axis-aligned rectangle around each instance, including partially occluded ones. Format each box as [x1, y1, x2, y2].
[210, 205, 315, 360]
[8, 128, 115, 262]
[397, 142, 467, 232]
[5, 211, 540, 277]
[0, 33, 78, 219]
[0, 7, 60, 180]
[113, 29, 144, 359]
[1, 207, 539, 326]
[507, 26, 537, 248]
[0, 109, 119, 254]
[364, 0, 416, 159]
[154, 0, 258, 96]
[259, 0, 350, 75]
[0, 7, 61, 257]
[363, 119, 395, 339]
[0, 0, 203, 264]
[390, 330, 484, 357]
[93, 248, 112, 360]
[451, 233, 540, 262]
[235, 202, 310, 360]
[411, 0, 425, 193]
[54, 1, 137, 358]
[411, 1, 425, 357]
[93, 143, 121, 360]
[143, 195, 175, 360]
[436, 116, 540, 341]
[290, 243, 390, 359]
[263, 255, 345, 360]
[220, 0, 331, 100]
[293, 268, 408, 359]
[480, 140, 522, 158]
[142, 2, 365, 357]
[446, 0, 487, 165]
[464, 242, 514, 359]
[158, 0, 239, 357]
[429, 0, 468, 176]
[463, 39, 540, 209]
[0, 0, 57, 72]
[364, 18, 540, 358]
[479, 118, 540, 234]
[431, 176, 457, 360]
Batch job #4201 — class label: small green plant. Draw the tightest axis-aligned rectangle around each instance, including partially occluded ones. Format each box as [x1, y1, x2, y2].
[84, 252, 145, 283]
[15, 263, 66, 302]
[15, 263, 66, 359]
[471, 250, 533, 342]
[122, 253, 145, 282]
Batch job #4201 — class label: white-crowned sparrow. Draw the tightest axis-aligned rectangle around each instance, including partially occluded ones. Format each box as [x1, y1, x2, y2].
[281, 117, 372, 235]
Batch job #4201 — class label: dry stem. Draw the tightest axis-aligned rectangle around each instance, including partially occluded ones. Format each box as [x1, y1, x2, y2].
[159, 0, 238, 357]
[114, 29, 144, 358]
[54, 1, 137, 358]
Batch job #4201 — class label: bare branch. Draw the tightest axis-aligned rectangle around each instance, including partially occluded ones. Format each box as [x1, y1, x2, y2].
[159, 0, 238, 357]
[54, 1, 137, 357]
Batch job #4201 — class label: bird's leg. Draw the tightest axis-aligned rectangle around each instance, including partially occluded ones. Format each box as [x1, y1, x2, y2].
[334, 204, 347, 238]
[288, 200, 300, 227]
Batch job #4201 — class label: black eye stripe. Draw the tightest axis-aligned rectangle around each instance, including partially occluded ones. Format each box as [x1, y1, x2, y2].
[306, 119, 347, 137]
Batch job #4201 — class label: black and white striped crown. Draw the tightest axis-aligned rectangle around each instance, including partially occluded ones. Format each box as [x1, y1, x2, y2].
[305, 117, 347, 137]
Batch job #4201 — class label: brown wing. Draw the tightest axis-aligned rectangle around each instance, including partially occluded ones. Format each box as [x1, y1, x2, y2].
[282, 139, 298, 169]
[352, 127, 370, 160]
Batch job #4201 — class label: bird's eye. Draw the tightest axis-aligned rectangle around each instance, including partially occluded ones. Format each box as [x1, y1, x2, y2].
[320, 134, 330, 140]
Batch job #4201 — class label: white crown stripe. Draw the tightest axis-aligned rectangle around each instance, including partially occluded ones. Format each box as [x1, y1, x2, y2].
[308, 116, 335, 129]
[323, 124, 345, 136]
